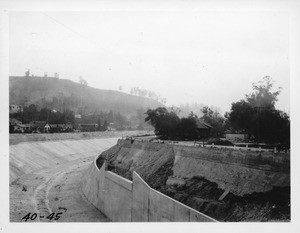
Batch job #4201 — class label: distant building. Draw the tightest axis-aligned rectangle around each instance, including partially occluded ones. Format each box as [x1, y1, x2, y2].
[9, 119, 31, 133]
[29, 121, 49, 133]
[75, 114, 81, 119]
[44, 122, 51, 133]
[13, 124, 31, 133]
[195, 119, 213, 138]
[78, 124, 97, 132]
[50, 123, 73, 132]
[9, 105, 23, 114]
[225, 133, 248, 142]
[9, 118, 22, 126]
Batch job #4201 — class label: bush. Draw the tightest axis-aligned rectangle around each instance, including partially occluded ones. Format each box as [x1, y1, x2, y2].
[207, 138, 234, 146]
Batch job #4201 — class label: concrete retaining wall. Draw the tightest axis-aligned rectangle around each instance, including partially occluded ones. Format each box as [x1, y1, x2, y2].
[9, 130, 152, 145]
[81, 156, 216, 222]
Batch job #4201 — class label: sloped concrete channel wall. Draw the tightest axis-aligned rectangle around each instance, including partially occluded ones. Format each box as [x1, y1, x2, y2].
[81, 156, 216, 222]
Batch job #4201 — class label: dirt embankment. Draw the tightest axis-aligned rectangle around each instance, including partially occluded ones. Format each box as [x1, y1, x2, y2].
[98, 139, 290, 222]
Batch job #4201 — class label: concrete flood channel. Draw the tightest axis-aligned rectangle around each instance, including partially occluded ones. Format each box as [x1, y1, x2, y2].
[10, 136, 119, 222]
[99, 139, 290, 222]
[10, 134, 290, 222]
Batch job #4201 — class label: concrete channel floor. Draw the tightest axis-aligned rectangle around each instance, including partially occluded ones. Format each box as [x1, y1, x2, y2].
[9, 137, 120, 222]
[10, 157, 110, 222]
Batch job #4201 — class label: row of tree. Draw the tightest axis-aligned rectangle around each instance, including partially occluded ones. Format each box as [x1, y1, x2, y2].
[145, 76, 290, 145]
[227, 76, 289, 144]
[10, 104, 151, 131]
[145, 107, 202, 140]
[10, 104, 75, 124]
[130, 87, 167, 104]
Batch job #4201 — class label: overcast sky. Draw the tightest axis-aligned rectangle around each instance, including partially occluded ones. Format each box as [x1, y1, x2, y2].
[9, 11, 290, 113]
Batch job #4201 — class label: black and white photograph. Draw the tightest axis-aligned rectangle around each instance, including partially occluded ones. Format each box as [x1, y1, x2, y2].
[1, 0, 300, 232]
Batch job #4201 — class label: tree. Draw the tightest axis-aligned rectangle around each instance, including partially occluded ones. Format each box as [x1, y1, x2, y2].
[107, 110, 114, 123]
[201, 106, 226, 137]
[61, 109, 75, 124]
[228, 76, 289, 144]
[145, 107, 180, 139]
[246, 76, 281, 109]
[115, 112, 127, 127]
[227, 100, 254, 135]
[23, 104, 39, 122]
[9, 124, 14, 133]
[177, 115, 198, 140]
[103, 120, 108, 131]
[39, 108, 51, 121]
[25, 70, 30, 77]
[130, 87, 167, 104]
[97, 117, 102, 131]
[79, 76, 88, 86]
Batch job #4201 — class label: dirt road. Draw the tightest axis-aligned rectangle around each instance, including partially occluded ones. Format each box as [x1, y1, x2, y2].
[10, 137, 118, 222]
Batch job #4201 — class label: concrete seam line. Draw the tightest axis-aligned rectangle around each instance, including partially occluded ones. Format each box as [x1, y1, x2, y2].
[148, 178, 150, 222]
[131, 173, 133, 222]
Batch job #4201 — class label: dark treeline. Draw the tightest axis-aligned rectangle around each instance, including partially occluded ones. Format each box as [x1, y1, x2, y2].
[130, 86, 167, 104]
[227, 76, 290, 145]
[144, 106, 225, 140]
[10, 104, 151, 131]
[145, 76, 290, 146]
[10, 104, 75, 124]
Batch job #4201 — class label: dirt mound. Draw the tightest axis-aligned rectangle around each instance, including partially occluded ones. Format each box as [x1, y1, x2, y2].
[97, 139, 290, 222]
[159, 177, 290, 221]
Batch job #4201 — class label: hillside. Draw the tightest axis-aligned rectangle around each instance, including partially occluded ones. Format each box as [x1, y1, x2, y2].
[9, 76, 163, 116]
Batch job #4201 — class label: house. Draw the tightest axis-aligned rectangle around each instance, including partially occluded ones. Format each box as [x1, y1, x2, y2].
[9, 118, 22, 126]
[13, 124, 31, 133]
[50, 124, 63, 133]
[64, 123, 74, 132]
[44, 122, 51, 133]
[29, 121, 50, 133]
[195, 119, 213, 138]
[50, 123, 73, 132]
[10, 119, 31, 133]
[78, 124, 98, 132]
[75, 114, 81, 119]
[9, 105, 23, 114]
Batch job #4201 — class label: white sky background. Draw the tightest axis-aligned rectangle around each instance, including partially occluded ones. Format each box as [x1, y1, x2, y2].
[9, 11, 290, 113]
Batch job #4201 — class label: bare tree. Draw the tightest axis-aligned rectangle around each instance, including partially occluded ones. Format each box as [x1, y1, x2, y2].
[25, 70, 30, 77]
[79, 76, 88, 86]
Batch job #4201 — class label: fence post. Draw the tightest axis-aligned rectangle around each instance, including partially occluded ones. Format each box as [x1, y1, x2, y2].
[274, 147, 277, 153]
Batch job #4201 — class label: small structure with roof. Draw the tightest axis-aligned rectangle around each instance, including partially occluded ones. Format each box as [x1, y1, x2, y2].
[195, 119, 213, 138]
[9, 105, 23, 114]
[78, 123, 97, 132]
[29, 121, 50, 133]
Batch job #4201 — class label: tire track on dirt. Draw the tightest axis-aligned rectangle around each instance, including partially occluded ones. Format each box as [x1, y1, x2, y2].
[33, 170, 65, 222]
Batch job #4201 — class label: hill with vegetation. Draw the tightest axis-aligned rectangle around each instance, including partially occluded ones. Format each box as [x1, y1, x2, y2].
[9, 76, 163, 117]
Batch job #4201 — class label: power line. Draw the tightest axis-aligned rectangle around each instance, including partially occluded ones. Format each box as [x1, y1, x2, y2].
[39, 12, 104, 50]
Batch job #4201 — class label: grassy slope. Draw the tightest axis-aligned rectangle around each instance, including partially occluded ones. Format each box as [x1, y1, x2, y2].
[9, 76, 163, 115]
